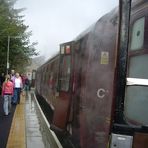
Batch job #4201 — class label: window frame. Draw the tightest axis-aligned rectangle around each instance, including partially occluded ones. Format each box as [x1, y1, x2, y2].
[58, 54, 72, 92]
[130, 17, 145, 51]
[124, 15, 148, 125]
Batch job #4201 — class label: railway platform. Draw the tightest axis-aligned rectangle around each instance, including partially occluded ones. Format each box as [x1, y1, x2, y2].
[0, 90, 62, 148]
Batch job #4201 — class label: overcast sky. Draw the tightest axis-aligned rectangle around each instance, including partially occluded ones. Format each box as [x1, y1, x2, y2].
[15, 0, 118, 60]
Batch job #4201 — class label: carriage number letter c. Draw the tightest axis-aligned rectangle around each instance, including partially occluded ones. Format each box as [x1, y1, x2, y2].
[97, 88, 106, 99]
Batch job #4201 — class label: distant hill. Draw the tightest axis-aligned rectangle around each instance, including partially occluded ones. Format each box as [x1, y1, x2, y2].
[26, 56, 45, 72]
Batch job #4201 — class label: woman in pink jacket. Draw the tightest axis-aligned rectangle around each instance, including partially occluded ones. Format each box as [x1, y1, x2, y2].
[2, 75, 14, 115]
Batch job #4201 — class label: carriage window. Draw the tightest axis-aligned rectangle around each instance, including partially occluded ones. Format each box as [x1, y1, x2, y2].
[124, 86, 148, 125]
[32, 70, 36, 79]
[145, 17, 148, 48]
[124, 54, 148, 125]
[130, 17, 145, 50]
[128, 54, 148, 79]
[59, 55, 71, 91]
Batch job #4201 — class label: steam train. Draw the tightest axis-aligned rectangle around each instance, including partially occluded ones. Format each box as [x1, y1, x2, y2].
[35, 0, 148, 147]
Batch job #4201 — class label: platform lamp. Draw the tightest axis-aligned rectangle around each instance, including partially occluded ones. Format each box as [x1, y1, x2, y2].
[6, 36, 21, 74]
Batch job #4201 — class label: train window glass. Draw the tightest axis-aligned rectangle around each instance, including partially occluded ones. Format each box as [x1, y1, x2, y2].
[144, 17, 148, 49]
[128, 54, 148, 79]
[125, 54, 148, 125]
[45, 69, 48, 84]
[44, 69, 47, 83]
[32, 71, 36, 79]
[124, 86, 148, 125]
[59, 55, 71, 91]
[130, 17, 145, 50]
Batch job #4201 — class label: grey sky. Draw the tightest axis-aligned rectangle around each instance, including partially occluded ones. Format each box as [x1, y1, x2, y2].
[15, 0, 118, 60]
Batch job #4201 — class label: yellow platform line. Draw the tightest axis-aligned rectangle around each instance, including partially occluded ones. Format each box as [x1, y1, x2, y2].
[7, 93, 26, 148]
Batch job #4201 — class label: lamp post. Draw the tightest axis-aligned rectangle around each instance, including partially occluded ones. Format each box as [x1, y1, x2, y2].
[6, 36, 21, 74]
[6, 36, 10, 74]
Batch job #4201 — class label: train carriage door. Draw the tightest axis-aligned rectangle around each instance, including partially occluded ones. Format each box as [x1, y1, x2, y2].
[52, 42, 73, 130]
[124, 11, 148, 147]
[113, 1, 148, 147]
[125, 16, 148, 125]
[115, 0, 132, 123]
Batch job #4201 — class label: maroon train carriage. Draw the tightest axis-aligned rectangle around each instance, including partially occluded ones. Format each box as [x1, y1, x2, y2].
[35, 54, 60, 110]
[35, 0, 148, 148]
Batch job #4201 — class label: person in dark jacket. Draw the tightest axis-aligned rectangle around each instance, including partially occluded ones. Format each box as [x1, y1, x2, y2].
[24, 77, 30, 92]
[0, 73, 5, 86]
[0, 73, 5, 94]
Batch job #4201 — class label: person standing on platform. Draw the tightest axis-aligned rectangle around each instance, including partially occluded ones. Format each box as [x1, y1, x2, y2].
[24, 76, 30, 94]
[10, 69, 15, 103]
[12, 73, 23, 104]
[0, 73, 5, 85]
[27, 73, 32, 91]
[1, 75, 14, 115]
[0, 73, 5, 93]
[10, 69, 15, 82]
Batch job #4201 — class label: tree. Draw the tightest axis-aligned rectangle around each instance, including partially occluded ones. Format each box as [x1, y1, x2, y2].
[0, 0, 38, 73]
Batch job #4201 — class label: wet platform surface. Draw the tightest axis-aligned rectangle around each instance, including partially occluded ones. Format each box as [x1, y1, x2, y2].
[7, 94, 26, 148]
[25, 92, 50, 148]
[0, 97, 16, 148]
[5, 91, 62, 148]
